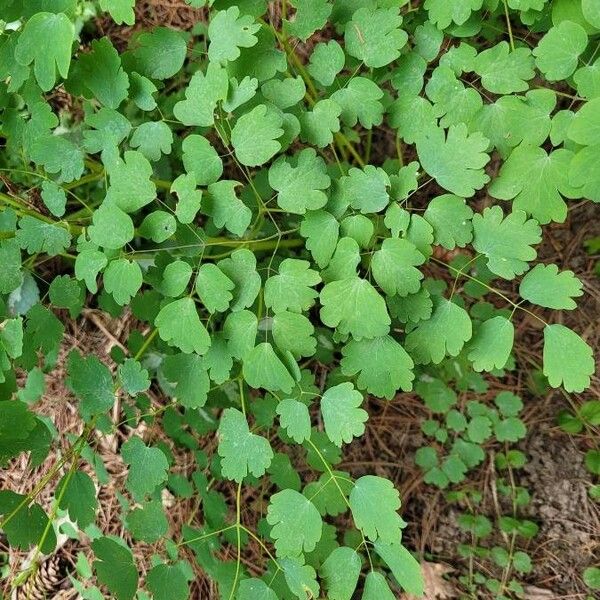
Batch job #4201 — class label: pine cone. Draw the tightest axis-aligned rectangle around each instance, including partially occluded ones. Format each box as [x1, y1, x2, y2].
[16, 555, 68, 600]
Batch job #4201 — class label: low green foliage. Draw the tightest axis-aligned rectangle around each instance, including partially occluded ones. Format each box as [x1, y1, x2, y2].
[0, 0, 598, 598]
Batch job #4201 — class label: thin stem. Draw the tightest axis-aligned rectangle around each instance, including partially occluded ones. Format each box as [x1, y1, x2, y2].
[228, 483, 243, 600]
[176, 525, 237, 547]
[502, 0, 515, 51]
[431, 257, 548, 327]
[306, 439, 374, 570]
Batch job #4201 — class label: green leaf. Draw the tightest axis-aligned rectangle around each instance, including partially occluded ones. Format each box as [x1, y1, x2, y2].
[218, 249, 262, 311]
[272, 311, 316, 358]
[266, 489, 322, 557]
[157, 260, 193, 298]
[302, 471, 352, 517]
[130, 27, 187, 80]
[71, 38, 129, 108]
[321, 547, 361, 600]
[88, 202, 134, 250]
[276, 398, 311, 443]
[583, 566, 600, 590]
[388, 288, 433, 324]
[322, 237, 360, 280]
[0, 402, 36, 460]
[243, 342, 295, 393]
[66, 351, 114, 421]
[204, 180, 251, 236]
[173, 62, 229, 126]
[127, 500, 169, 544]
[130, 121, 173, 161]
[416, 378, 457, 413]
[341, 165, 390, 214]
[569, 144, 600, 202]
[217, 407, 273, 482]
[583, 0, 600, 27]
[371, 238, 424, 296]
[99, 0, 135, 25]
[0, 239, 23, 294]
[568, 97, 600, 145]
[373, 541, 424, 596]
[92, 537, 138, 600]
[322, 238, 361, 281]
[172, 174, 202, 224]
[261, 76, 305, 109]
[16, 217, 71, 257]
[182, 134, 223, 185]
[17, 367, 45, 404]
[519, 263, 583, 309]
[473, 42, 535, 94]
[467, 316, 514, 372]
[494, 417, 526, 442]
[424, 0, 483, 29]
[29, 135, 85, 183]
[15, 12, 74, 91]
[423, 194, 474, 249]
[264, 258, 321, 314]
[129, 72, 157, 110]
[118, 358, 150, 395]
[533, 21, 588, 81]
[300, 210, 339, 268]
[472, 206, 541, 280]
[331, 77, 384, 129]
[285, 0, 332, 41]
[425, 66, 482, 128]
[321, 382, 367, 447]
[106, 151, 156, 213]
[57, 471, 97, 527]
[195, 263, 235, 313]
[162, 353, 210, 408]
[341, 336, 414, 399]
[349, 475, 405, 544]
[146, 564, 189, 600]
[495, 391, 523, 417]
[208, 7, 260, 64]
[121, 436, 168, 501]
[280, 557, 319, 599]
[139, 211, 176, 243]
[416, 124, 490, 197]
[82, 110, 130, 164]
[406, 297, 472, 364]
[49, 275, 83, 315]
[155, 297, 211, 355]
[299, 98, 341, 147]
[340, 215, 374, 248]
[232, 104, 283, 166]
[40, 181, 66, 217]
[543, 324, 594, 392]
[320, 277, 391, 340]
[362, 571, 395, 600]
[467, 415, 492, 443]
[345, 7, 407, 68]
[307, 40, 345, 86]
[104, 259, 143, 305]
[269, 148, 330, 215]
[488, 145, 574, 224]
[237, 579, 278, 600]
[0, 491, 56, 553]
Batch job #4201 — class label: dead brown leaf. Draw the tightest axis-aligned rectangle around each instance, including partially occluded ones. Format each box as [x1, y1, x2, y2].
[401, 562, 458, 600]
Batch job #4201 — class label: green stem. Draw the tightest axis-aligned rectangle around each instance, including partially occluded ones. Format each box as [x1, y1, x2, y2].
[502, 0, 515, 51]
[306, 439, 374, 570]
[0, 191, 83, 235]
[431, 257, 548, 327]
